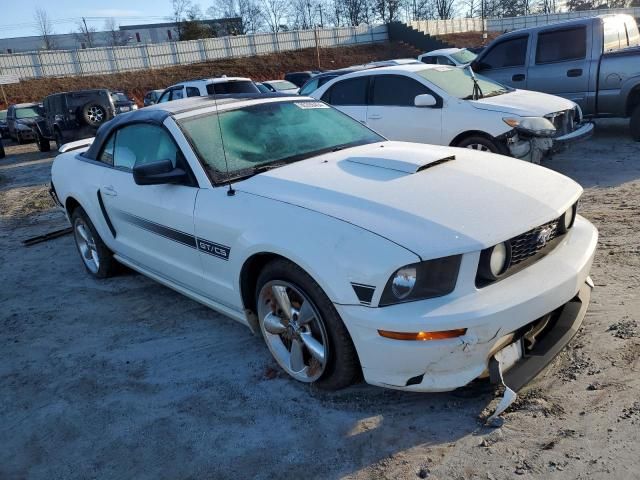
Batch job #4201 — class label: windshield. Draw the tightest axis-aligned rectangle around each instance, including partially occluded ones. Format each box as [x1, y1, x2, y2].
[269, 80, 298, 91]
[178, 100, 383, 183]
[450, 49, 477, 64]
[111, 92, 130, 103]
[0, 110, 6, 121]
[416, 67, 511, 99]
[16, 107, 41, 119]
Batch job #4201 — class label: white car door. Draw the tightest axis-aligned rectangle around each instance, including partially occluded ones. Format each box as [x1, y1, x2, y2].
[318, 76, 368, 125]
[98, 123, 204, 288]
[365, 74, 443, 145]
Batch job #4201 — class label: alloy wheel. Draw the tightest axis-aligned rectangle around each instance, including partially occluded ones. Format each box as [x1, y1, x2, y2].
[87, 106, 104, 123]
[257, 280, 329, 383]
[74, 217, 100, 273]
[465, 143, 490, 152]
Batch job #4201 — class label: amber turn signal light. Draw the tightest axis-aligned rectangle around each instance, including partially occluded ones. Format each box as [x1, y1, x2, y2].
[378, 328, 467, 341]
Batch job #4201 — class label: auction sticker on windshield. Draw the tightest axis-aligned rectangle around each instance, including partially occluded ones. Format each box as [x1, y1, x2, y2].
[294, 102, 329, 109]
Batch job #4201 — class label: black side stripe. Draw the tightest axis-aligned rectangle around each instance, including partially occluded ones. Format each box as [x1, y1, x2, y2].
[351, 282, 376, 305]
[114, 210, 230, 260]
[97, 191, 117, 238]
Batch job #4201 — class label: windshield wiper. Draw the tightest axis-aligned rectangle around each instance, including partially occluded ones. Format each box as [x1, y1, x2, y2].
[466, 65, 483, 100]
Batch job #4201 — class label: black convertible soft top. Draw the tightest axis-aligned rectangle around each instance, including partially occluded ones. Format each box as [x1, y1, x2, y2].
[82, 93, 294, 160]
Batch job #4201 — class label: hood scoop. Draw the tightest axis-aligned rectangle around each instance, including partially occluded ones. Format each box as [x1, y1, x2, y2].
[345, 150, 455, 174]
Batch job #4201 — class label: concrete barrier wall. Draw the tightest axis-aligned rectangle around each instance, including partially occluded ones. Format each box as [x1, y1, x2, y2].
[0, 24, 388, 80]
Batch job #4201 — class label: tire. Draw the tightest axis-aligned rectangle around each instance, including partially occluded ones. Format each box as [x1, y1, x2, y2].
[54, 130, 64, 150]
[37, 134, 51, 152]
[81, 103, 110, 128]
[0, 141, 5, 159]
[255, 259, 360, 390]
[16, 132, 24, 144]
[631, 104, 640, 142]
[71, 207, 116, 279]
[455, 135, 501, 154]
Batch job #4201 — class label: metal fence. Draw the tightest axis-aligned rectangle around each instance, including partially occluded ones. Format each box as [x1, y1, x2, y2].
[0, 24, 388, 80]
[410, 7, 640, 36]
[409, 18, 485, 35]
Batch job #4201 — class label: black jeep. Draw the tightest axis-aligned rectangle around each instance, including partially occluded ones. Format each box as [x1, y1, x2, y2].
[34, 89, 134, 151]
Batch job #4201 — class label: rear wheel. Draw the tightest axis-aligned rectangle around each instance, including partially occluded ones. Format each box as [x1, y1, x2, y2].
[456, 135, 501, 154]
[255, 259, 360, 390]
[71, 207, 116, 278]
[631, 104, 640, 141]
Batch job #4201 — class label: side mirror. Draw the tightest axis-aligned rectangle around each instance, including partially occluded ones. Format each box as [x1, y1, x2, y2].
[414, 94, 437, 108]
[133, 159, 187, 186]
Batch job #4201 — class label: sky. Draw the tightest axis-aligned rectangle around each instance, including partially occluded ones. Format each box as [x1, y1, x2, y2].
[0, 0, 208, 39]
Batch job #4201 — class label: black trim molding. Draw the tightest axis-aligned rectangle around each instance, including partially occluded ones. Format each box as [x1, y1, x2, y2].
[351, 282, 376, 305]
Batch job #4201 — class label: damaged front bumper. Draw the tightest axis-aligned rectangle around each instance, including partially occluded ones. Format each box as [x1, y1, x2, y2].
[505, 121, 594, 164]
[336, 215, 598, 393]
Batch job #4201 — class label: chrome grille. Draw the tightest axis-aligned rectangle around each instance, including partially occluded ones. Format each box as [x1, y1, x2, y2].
[509, 219, 560, 266]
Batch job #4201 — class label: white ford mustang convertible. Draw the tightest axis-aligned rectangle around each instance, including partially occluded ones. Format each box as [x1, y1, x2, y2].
[50, 95, 598, 394]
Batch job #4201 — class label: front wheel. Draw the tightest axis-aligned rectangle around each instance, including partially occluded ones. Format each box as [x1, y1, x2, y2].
[455, 135, 501, 153]
[71, 207, 116, 278]
[256, 259, 360, 390]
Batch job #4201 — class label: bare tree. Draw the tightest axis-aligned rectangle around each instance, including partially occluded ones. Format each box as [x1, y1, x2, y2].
[74, 18, 97, 48]
[433, 0, 456, 19]
[375, 0, 401, 23]
[103, 18, 129, 46]
[172, 0, 193, 38]
[207, 0, 264, 34]
[34, 7, 56, 50]
[261, 0, 291, 32]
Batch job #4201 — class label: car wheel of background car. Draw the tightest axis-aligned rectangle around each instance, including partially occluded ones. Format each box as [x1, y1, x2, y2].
[0, 140, 4, 159]
[16, 132, 24, 144]
[456, 135, 500, 153]
[54, 130, 64, 149]
[81, 103, 109, 127]
[37, 134, 51, 152]
[71, 207, 116, 278]
[255, 259, 360, 390]
[630, 104, 640, 141]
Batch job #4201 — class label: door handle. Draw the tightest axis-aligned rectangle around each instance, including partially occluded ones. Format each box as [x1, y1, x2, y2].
[512, 74, 525, 82]
[368, 114, 382, 120]
[102, 185, 117, 197]
[567, 69, 583, 77]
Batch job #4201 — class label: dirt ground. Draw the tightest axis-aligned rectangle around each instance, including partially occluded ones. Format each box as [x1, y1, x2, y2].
[0, 120, 638, 480]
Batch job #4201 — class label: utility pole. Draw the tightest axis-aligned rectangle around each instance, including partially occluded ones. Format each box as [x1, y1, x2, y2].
[314, 27, 321, 70]
[82, 17, 93, 48]
[318, 4, 324, 28]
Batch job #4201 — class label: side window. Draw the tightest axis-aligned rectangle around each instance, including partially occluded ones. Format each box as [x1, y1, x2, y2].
[536, 27, 586, 64]
[186, 87, 200, 97]
[603, 19, 621, 51]
[481, 36, 528, 69]
[112, 124, 179, 171]
[299, 78, 319, 95]
[158, 91, 170, 103]
[626, 19, 640, 47]
[99, 132, 116, 166]
[172, 88, 185, 100]
[323, 77, 368, 105]
[437, 56, 455, 66]
[371, 75, 429, 107]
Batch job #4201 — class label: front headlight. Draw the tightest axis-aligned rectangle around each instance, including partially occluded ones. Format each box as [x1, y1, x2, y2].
[132, 104, 139, 110]
[503, 117, 556, 137]
[380, 255, 462, 306]
[16, 123, 32, 131]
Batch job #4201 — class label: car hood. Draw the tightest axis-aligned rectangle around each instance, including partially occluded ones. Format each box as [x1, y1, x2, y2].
[16, 117, 40, 126]
[236, 142, 582, 259]
[470, 89, 575, 117]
